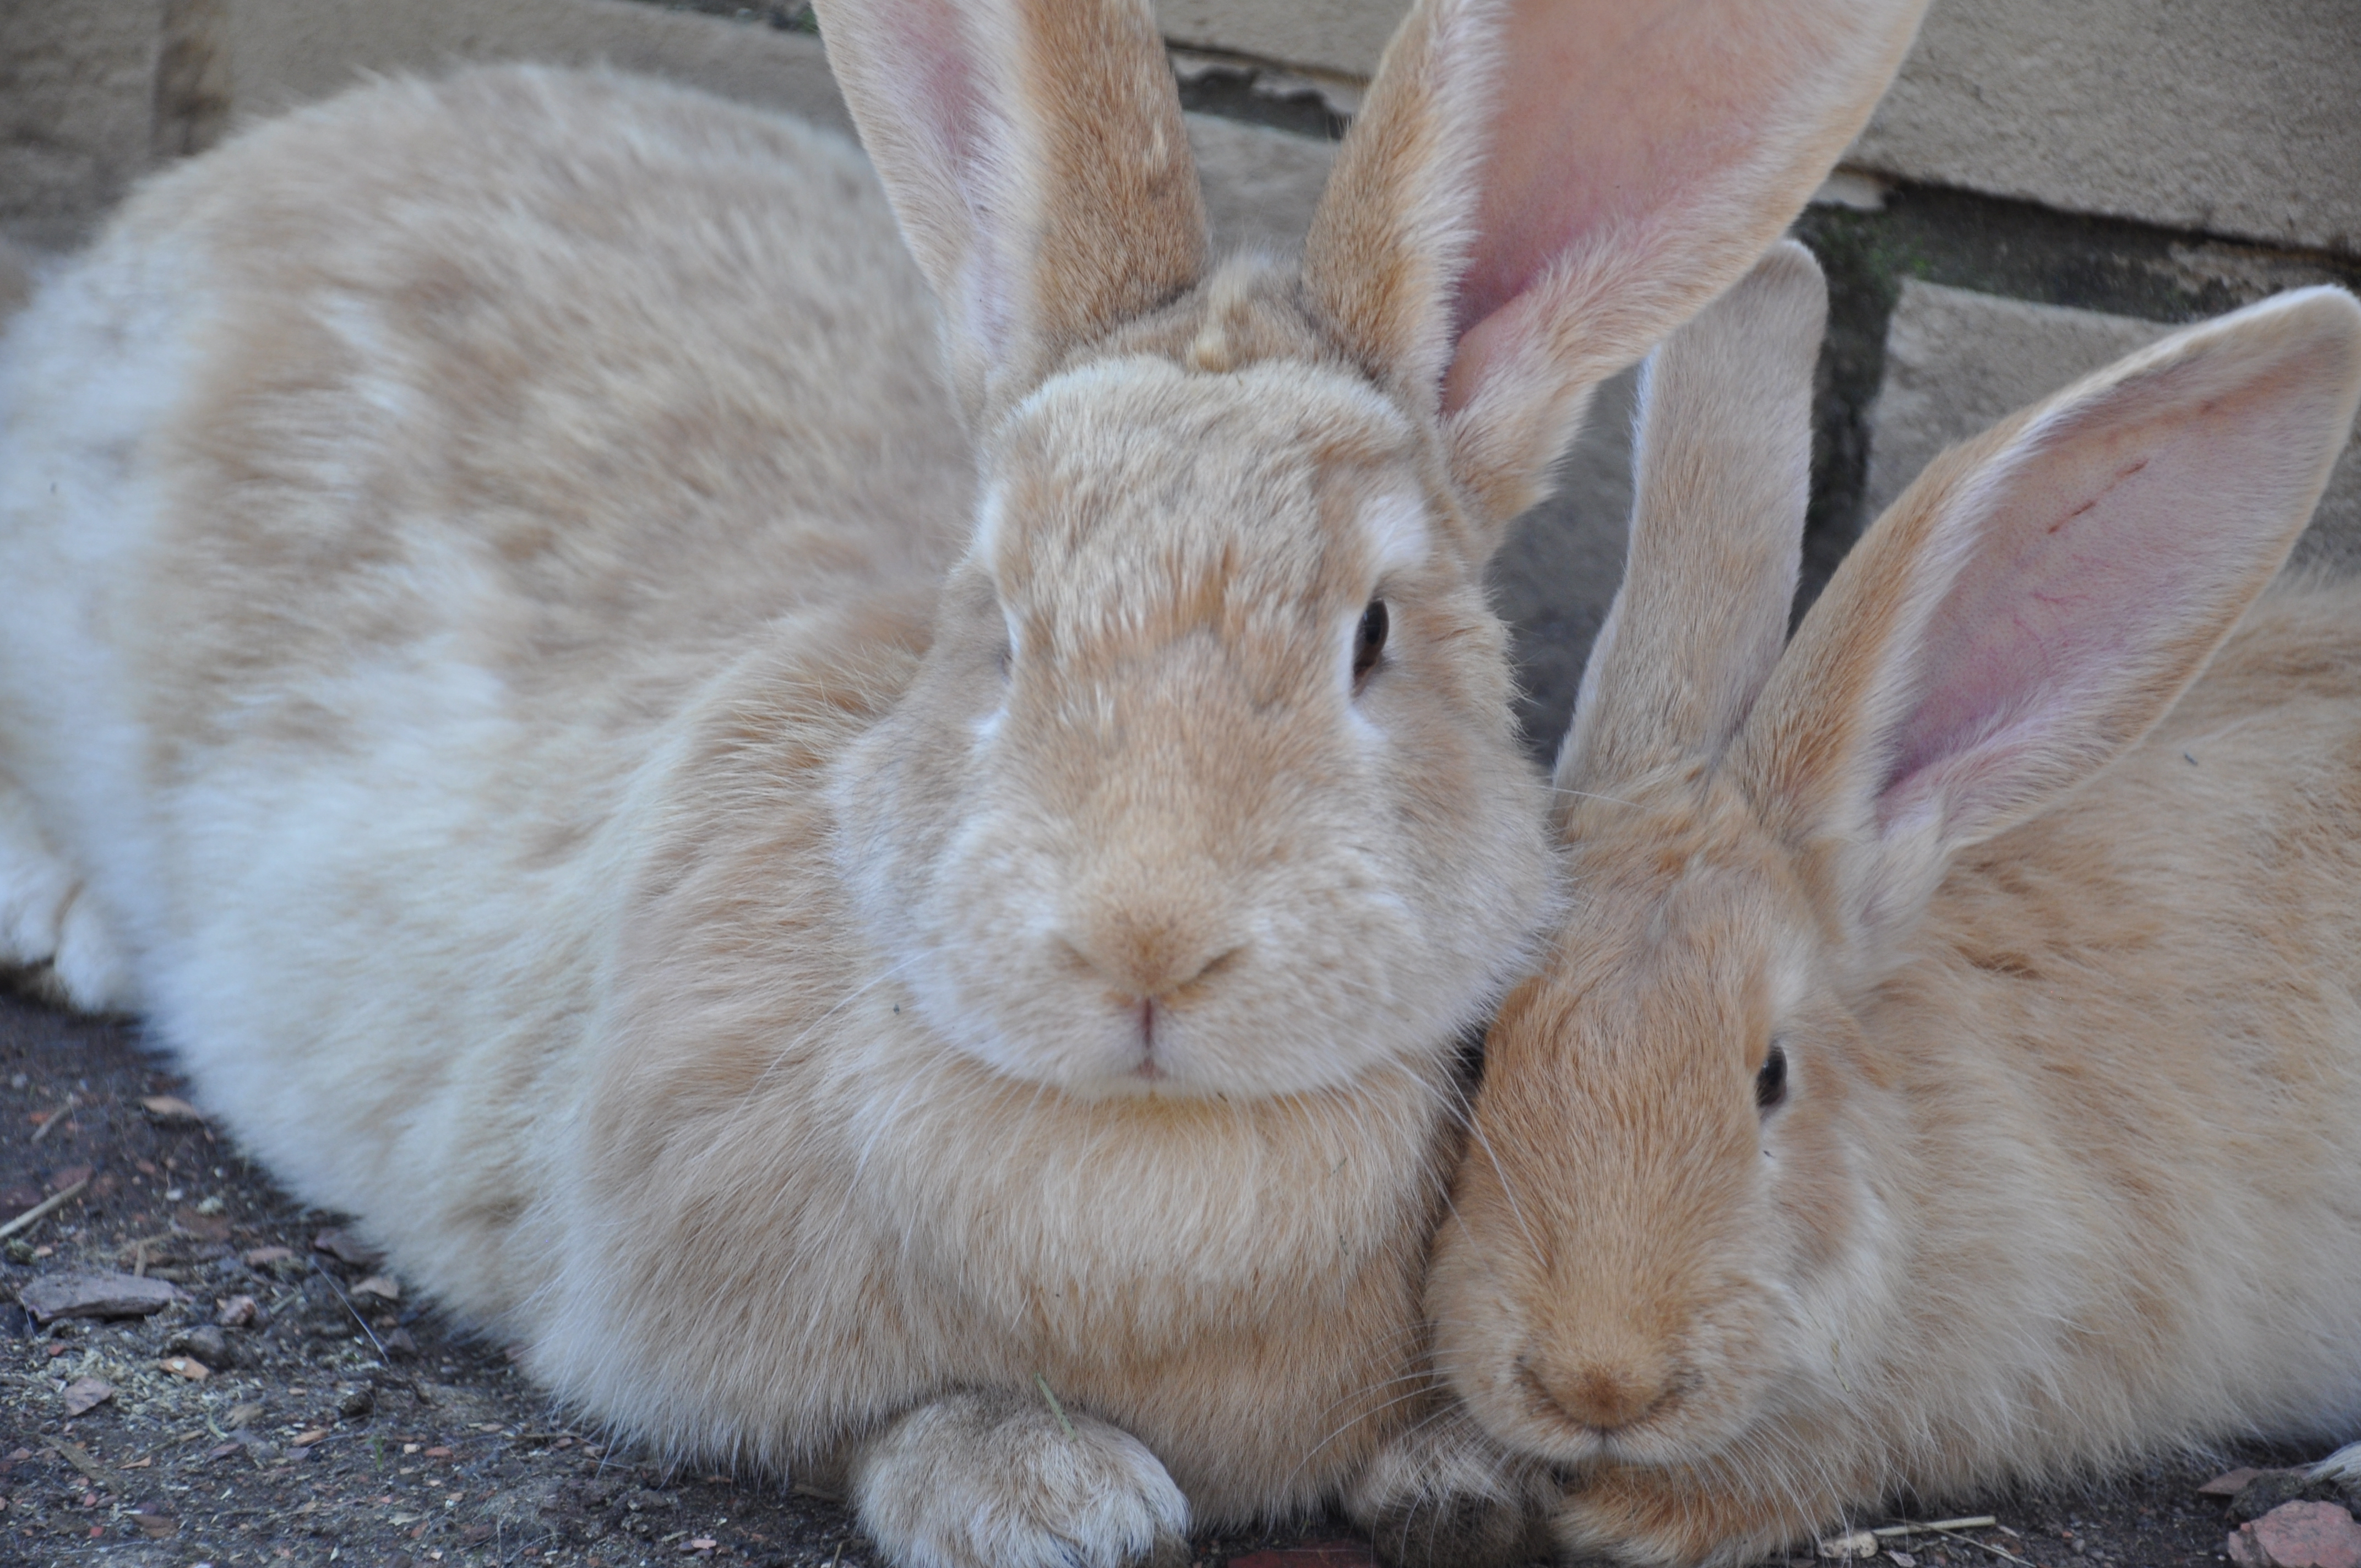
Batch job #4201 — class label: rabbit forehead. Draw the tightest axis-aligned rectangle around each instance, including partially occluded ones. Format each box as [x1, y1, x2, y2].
[982, 356, 1434, 648]
[1497, 781, 1805, 1134]
[1557, 819, 1788, 1067]
[1503, 782, 1857, 1261]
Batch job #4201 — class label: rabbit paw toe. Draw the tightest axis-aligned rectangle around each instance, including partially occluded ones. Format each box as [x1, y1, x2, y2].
[852, 1389, 1188, 1568]
[51, 890, 135, 1013]
[1348, 1410, 1550, 1568]
[1552, 1466, 1809, 1568]
[0, 793, 75, 970]
[0, 798, 131, 1011]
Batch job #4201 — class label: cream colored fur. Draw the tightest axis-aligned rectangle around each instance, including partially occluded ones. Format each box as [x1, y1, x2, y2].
[1429, 249, 2361, 1565]
[0, 1, 1925, 1562]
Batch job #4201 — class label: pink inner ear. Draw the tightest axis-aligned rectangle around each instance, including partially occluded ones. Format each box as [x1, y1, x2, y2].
[871, 0, 996, 194]
[1448, 0, 1787, 339]
[873, 0, 1014, 349]
[1879, 369, 2321, 826]
[900, 1, 977, 110]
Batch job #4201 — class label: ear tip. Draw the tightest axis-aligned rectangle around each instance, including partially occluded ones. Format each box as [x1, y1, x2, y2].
[2237, 285, 2361, 356]
[2208, 284, 2359, 346]
[1716, 240, 1831, 362]
[2037, 286, 2361, 438]
[2271, 282, 2361, 322]
[2282, 287, 2361, 389]
[1759, 237, 1825, 285]
[2181, 286, 2361, 417]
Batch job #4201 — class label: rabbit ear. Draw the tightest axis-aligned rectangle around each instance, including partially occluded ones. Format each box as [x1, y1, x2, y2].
[1300, 0, 1927, 533]
[1736, 286, 2361, 945]
[812, 0, 1206, 421]
[1555, 242, 1824, 798]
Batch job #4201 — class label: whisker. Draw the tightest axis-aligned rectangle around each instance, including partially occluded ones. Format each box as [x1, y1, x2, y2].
[1546, 785, 1641, 808]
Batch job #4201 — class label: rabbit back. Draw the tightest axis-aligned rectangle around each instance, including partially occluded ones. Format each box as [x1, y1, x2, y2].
[1870, 574, 2361, 1485]
[0, 63, 970, 1306]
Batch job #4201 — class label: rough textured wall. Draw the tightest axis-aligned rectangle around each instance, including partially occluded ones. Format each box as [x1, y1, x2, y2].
[3, 0, 2357, 758]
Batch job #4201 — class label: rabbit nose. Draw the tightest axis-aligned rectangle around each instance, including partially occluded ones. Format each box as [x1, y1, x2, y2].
[1053, 914, 1242, 1004]
[1519, 1352, 1680, 1436]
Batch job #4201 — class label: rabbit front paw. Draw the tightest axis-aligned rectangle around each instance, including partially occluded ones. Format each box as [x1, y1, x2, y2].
[0, 790, 133, 1012]
[851, 1388, 1189, 1568]
[1347, 1406, 1549, 1568]
[1552, 1464, 1818, 1568]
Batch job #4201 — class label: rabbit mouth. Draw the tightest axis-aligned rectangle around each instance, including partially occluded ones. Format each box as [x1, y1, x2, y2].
[1506, 1359, 1718, 1467]
[1129, 1001, 1168, 1082]
[1101, 995, 1212, 1092]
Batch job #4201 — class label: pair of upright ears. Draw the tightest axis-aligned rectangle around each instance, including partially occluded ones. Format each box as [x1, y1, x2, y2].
[810, 0, 1930, 527]
[1567, 241, 2361, 944]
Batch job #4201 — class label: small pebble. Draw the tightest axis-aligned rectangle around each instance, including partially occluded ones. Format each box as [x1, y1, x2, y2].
[166, 1324, 232, 1368]
[2231, 1501, 2361, 1568]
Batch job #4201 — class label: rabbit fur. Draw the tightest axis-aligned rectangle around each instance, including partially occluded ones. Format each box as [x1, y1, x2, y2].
[0, 0, 1927, 1562]
[1429, 241, 2361, 1566]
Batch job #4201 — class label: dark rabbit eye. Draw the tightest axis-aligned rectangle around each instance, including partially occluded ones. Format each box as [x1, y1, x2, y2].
[1352, 599, 1389, 689]
[1756, 1043, 1788, 1112]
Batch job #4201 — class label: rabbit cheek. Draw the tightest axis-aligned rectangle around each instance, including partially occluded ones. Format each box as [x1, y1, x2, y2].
[1426, 1210, 1573, 1460]
[1433, 990, 1793, 1467]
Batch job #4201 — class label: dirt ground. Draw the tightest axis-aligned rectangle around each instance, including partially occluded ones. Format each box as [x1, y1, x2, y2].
[0, 982, 2310, 1568]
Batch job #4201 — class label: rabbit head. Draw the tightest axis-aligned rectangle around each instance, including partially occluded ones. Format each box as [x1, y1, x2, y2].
[814, 0, 1933, 1100]
[1429, 251, 2361, 1476]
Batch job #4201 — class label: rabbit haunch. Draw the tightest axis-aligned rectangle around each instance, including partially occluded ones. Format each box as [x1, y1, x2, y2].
[0, 0, 1934, 1557]
[1428, 244, 2361, 1566]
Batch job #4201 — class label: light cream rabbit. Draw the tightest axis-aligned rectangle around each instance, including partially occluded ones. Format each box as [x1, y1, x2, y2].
[0, 2, 1927, 1564]
[1428, 241, 2361, 1566]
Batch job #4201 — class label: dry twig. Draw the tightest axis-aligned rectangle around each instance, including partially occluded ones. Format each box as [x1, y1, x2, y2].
[1915, 1523, 2034, 1568]
[1876, 1518, 1999, 1538]
[27, 1093, 77, 1145]
[0, 1175, 90, 1240]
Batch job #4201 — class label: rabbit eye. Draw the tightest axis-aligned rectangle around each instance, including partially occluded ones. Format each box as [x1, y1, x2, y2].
[1755, 1043, 1788, 1112]
[1352, 599, 1388, 690]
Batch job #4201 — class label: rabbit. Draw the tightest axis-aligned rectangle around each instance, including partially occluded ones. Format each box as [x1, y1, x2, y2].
[0, 0, 1929, 1563]
[1425, 237, 2361, 1567]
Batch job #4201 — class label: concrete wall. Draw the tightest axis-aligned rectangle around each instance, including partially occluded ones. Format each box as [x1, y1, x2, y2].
[4, 0, 2357, 756]
[1155, 0, 2361, 256]
[1, 0, 176, 252]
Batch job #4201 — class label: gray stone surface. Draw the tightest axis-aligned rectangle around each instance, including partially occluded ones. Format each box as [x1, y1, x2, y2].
[154, 0, 233, 160]
[1187, 113, 1335, 256]
[19, 1269, 186, 1324]
[1849, 0, 2361, 255]
[1867, 280, 2361, 575]
[1489, 368, 1642, 760]
[0, 0, 170, 249]
[1157, 0, 2361, 258]
[0, 241, 40, 323]
[226, 0, 851, 132]
[1156, 0, 1400, 79]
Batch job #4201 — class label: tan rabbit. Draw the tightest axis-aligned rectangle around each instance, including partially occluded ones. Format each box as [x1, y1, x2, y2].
[1428, 240, 2361, 1566]
[0, 1, 1927, 1564]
